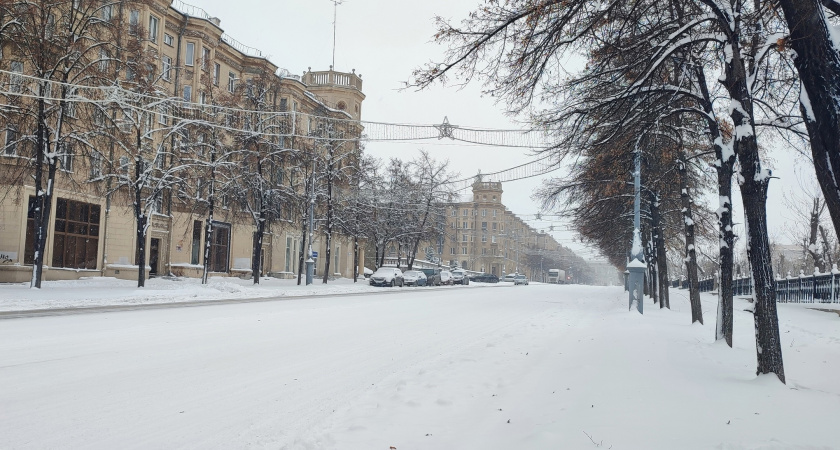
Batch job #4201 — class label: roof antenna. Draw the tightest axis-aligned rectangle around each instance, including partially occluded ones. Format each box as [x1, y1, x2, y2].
[330, 0, 344, 70]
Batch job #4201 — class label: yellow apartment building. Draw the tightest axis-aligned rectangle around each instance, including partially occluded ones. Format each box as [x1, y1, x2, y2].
[0, 0, 366, 283]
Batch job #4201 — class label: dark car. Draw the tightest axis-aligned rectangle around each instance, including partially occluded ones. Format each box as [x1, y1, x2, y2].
[419, 268, 442, 286]
[469, 273, 499, 283]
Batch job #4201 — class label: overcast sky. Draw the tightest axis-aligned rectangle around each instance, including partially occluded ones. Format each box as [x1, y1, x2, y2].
[192, 0, 814, 265]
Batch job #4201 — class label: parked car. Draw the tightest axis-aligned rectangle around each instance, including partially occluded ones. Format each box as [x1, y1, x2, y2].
[439, 270, 454, 285]
[469, 273, 499, 283]
[502, 273, 517, 283]
[369, 267, 404, 287]
[419, 268, 442, 286]
[514, 274, 529, 285]
[402, 270, 428, 286]
[451, 269, 469, 285]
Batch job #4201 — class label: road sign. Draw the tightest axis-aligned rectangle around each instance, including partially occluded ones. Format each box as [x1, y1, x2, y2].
[312, 251, 319, 257]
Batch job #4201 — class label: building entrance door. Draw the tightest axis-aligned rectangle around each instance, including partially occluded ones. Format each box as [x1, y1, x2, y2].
[149, 238, 160, 277]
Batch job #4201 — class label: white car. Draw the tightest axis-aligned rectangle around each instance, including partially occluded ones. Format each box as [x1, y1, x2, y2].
[502, 273, 517, 283]
[369, 267, 404, 287]
[514, 274, 529, 285]
[402, 270, 428, 286]
[451, 269, 469, 285]
[439, 270, 454, 285]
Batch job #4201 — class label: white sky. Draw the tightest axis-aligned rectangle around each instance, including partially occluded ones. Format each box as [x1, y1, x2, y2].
[191, 0, 812, 265]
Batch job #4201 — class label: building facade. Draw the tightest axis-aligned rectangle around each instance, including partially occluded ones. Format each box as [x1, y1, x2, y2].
[0, 0, 365, 283]
[437, 181, 562, 279]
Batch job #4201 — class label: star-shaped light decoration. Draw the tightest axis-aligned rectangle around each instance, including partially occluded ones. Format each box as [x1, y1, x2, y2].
[435, 116, 458, 140]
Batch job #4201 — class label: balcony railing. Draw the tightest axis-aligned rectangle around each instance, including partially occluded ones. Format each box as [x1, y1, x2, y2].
[171, 1, 265, 58]
[302, 69, 363, 91]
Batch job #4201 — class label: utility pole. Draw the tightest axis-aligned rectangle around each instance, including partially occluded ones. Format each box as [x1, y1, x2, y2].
[306, 157, 316, 285]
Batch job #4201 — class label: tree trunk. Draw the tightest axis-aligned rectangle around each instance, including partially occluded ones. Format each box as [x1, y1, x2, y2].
[777, 0, 840, 249]
[322, 163, 333, 284]
[202, 152, 216, 285]
[720, 30, 785, 382]
[678, 154, 702, 324]
[30, 94, 48, 289]
[716, 165, 735, 346]
[696, 64, 734, 344]
[353, 236, 359, 282]
[134, 154, 146, 288]
[649, 191, 666, 307]
[807, 199, 824, 271]
[297, 221, 307, 285]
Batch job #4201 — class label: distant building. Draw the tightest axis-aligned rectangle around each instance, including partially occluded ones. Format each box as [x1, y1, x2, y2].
[437, 181, 562, 278]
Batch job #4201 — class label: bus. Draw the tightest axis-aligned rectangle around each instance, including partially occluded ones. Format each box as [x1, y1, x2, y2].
[548, 269, 565, 284]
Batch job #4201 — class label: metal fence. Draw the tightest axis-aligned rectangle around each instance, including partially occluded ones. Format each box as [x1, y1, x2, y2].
[676, 270, 840, 303]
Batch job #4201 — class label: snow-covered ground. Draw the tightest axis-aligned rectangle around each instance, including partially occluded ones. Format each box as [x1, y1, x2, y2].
[0, 276, 495, 312]
[1, 284, 838, 449]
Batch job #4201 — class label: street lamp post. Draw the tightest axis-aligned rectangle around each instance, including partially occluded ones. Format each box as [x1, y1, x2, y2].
[627, 146, 645, 314]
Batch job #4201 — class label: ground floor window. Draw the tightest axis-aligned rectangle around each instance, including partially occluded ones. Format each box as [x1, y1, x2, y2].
[209, 221, 230, 272]
[334, 245, 340, 274]
[191, 220, 202, 265]
[51, 198, 101, 269]
[285, 236, 293, 272]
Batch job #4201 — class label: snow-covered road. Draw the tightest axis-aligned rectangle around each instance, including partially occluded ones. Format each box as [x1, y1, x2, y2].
[1, 285, 838, 449]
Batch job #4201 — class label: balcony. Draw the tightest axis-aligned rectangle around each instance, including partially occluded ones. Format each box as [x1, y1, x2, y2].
[302, 68, 363, 92]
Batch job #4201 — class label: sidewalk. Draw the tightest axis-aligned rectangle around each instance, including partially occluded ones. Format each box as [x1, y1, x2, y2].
[0, 276, 499, 313]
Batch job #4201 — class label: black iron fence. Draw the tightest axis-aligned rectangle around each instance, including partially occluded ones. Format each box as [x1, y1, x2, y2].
[672, 271, 840, 303]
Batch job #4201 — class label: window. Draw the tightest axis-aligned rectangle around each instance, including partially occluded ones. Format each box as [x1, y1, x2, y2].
[213, 63, 220, 86]
[101, 4, 112, 21]
[191, 220, 202, 265]
[98, 48, 109, 72]
[493, 209, 497, 217]
[162, 55, 172, 81]
[280, 98, 287, 111]
[202, 47, 210, 70]
[228, 71, 236, 92]
[482, 235, 487, 242]
[51, 198, 101, 270]
[334, 245, 340, 274]
[285, 236, 293, 272]
[10, 60, 23, 93]
[158, 104, 167, 124]
[451, 209, 456, 217]
[129, 10, 139, 33]
[482, 221, 487, 230]
[462, 234, 467, 242]
[46, 14, 55, 38]
[119, 156, 129, 175]
[199, 91, 206, 105]
[185, 42, 195, 66]
[148, 15, 159, 43]
[463, 209, 468, 216]
[65, 88, 77, 118]
[492, 222, 497, 231]
[482, 248, 487, 255]
[163, 33, 173, 46]
[462, 221, 467, 229]
[450, 248, 455, 255]
[89, 152, 102, 178]
[4, 127, 16, 155]
[482, 209, 486, 217]
[209, 222, 230, 272]
[183, 85, 191, 102]
[59, 144, 73, 172]
[462, 247, 468, 255]
[126, 59, 136, 81]
[492, 236, 497, 243]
